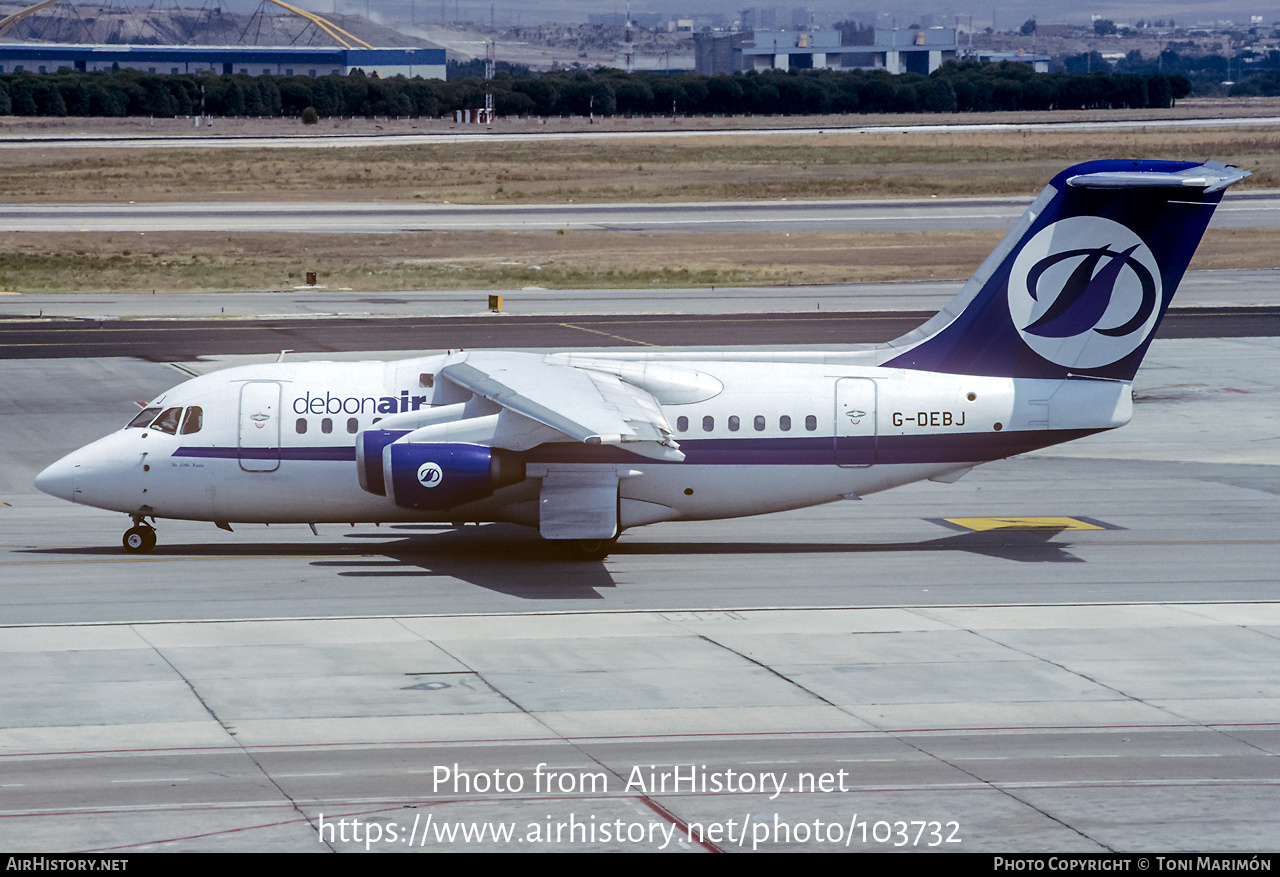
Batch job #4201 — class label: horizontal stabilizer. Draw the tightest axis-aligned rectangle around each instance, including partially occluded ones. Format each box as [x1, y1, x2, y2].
[1066, 161, 1249, 193]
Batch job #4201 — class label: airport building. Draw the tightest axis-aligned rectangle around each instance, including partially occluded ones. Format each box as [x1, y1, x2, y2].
[739, 28, 844, 70]
[972, 50, 1051, 73]
[695, 27, 959, 76]
[844, 27, 960, 75]
[0, 44, 445, 78]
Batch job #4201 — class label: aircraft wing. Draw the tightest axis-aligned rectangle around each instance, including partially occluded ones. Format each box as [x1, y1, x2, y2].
[439, 352, 685, 462]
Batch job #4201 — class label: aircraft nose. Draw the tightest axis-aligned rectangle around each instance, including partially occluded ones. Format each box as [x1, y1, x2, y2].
[35, 454, 78, 502]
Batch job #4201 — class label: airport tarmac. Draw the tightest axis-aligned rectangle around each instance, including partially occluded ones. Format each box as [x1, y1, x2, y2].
[2, 191, 1278, 235]
[1, 276, 1278, 850]
[3, 269, 1278, 323]
[0, 604, 1276, 852]
[3, 112, 1279, 152]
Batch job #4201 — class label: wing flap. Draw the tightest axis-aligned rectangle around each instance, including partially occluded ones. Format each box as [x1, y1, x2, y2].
[440, 353, 684, 461]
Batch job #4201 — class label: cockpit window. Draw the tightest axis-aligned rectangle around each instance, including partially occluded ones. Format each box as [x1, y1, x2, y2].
[127, 407, 161, 428]
[150, 407, 183, 435]
[180, 407, 203, 435]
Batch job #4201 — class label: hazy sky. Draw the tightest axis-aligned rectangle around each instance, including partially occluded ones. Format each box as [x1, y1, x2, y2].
[269, 0, 1279, 29]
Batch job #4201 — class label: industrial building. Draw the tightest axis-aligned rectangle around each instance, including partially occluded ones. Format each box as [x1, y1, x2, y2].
[695, 27, 959, 76]
[0, 44, 445, 78]
[972, 50, 1051, 73]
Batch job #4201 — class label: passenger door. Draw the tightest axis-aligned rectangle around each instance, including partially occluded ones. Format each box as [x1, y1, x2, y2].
[835, 378, 876, 468]
[238, 382, 281, 472]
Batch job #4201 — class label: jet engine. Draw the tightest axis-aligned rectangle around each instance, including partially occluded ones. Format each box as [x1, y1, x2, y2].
[357, 430, 525, 511]
[356, 429, 410, 496]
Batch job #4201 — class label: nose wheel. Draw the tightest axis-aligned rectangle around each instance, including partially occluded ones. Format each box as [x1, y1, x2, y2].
[123, 523, 157, 554]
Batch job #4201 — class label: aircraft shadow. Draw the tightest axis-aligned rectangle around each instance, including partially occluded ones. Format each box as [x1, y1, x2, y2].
[614, 527, 1082, 562]
[316, 524, 1082, 598]
[22, 526, 1079, 600]
[321, 525, 619, 600]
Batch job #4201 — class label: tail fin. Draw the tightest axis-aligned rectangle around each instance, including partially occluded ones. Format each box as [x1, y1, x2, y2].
[881, 160, 1248, 381]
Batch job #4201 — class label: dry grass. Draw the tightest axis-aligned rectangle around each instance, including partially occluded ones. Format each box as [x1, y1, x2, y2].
[1, 114, 1276, 294]
[2, 125, 1279, 203]
[1, 227, 1272, 294]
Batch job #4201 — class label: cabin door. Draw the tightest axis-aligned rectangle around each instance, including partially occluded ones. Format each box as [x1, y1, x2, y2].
[238, 381, 281, 472]
[835, 378, 877, 468]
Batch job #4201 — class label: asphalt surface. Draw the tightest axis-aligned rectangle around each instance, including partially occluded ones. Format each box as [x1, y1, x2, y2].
[3, 306, 1277, 361]
[2, 112, 1278, 152]
[3, 190, 1278, 233]
[3, 311, 1278, 854]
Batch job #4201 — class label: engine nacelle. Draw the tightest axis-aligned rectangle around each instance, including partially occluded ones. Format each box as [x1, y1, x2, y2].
[383, 442, 525, 511]
[356, 429, 410, 496]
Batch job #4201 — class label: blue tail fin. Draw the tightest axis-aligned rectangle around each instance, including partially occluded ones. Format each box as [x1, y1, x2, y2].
[881, 160, 1248, 381]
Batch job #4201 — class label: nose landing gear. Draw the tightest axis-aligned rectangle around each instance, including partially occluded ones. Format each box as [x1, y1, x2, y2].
[123, 517, 157, 554]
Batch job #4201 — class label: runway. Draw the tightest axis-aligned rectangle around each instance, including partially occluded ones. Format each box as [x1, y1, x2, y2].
[5, 307, 1279, 361]
[3, 191, 1279, 233]
[3, 112, 1279, 152]
[4, 268, 1278, 325]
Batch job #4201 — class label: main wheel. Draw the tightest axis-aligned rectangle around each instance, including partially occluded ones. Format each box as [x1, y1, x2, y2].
[561, 537, 616, 561]
[123, 526, 156, 554]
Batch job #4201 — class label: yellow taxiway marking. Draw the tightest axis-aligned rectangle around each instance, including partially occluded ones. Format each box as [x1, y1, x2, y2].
[558, 322, 662, 347]
[944, 517, 1107, 532]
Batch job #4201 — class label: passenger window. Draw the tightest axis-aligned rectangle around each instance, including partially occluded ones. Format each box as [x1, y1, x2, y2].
[806, 414, 817, 431]
[754, 415, 766, 431]
[676, 416, 688, 432]
[728, 416, 740, 432]
[180, 407, 203, 435]
[150, 407, 183, 435]
[321, 418, 333, 435]
[296, 418, 308, 434]
[347, 418, 358, 434]
[128, 407, 161, 428]
[780, 415, 791, 431]
[702, 415, 714, 432]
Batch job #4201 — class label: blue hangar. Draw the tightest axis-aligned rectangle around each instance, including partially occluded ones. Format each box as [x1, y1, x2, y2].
[0, 44, 446, 79]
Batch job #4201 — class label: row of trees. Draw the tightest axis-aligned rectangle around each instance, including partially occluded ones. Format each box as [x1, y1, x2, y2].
[1057, 47, 1279, 96]
[1230, 69, 1280, 96]
[0, 62, 1191, 119]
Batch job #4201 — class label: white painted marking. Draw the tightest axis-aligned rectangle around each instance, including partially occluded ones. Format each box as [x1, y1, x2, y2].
[1160, 753, 1223, 758]
[275, 772, 343, 777]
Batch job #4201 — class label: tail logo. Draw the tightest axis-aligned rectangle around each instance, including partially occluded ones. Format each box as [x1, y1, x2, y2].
[1007, 217, 1163, 369]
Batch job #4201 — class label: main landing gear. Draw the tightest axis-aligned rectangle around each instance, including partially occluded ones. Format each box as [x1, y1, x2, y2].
[123, 516, 157, 554]
[559, 536, 618, 561]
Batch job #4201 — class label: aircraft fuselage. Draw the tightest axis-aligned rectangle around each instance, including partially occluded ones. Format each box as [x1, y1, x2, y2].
[43, 354, 1130, 530]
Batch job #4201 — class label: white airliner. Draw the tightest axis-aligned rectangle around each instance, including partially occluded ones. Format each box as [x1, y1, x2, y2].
[36, 160, 1247, 559]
